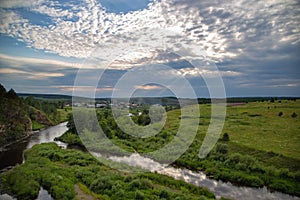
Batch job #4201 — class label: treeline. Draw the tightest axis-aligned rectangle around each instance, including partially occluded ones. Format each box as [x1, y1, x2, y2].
[0, 84, 66, 147]
[226, 97, 298, 103]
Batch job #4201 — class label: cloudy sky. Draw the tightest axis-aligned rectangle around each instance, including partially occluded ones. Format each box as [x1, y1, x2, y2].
[0, 0, 299, 97]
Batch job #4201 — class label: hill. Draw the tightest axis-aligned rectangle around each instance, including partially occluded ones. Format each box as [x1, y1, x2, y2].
[0, 84, 67, 148]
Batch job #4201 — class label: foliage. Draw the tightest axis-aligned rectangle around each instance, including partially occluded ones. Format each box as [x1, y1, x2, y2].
[0, 84, 71, 147]
[0, 143, 217, 200]
[222, 133, 230, 141]
[291, 112, 297, 118]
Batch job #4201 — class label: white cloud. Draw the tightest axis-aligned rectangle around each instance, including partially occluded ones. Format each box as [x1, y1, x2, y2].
[0, 0, 299, 78]
[0, 67, 64, 79]
[135, 85, 164, 90]
[0, 53, 84, 69]
[0, 0, 44, 8]
[53, 85, 115, 92]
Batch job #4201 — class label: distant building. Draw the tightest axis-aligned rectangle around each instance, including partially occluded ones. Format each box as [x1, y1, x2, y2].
[96, 103, 106, 108]
[72, 102, 82, 107]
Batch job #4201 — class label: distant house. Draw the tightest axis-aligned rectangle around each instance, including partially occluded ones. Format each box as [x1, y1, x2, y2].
[72, 102, 82, 107]
[128, 113, 134, 117]
[96, 103, 106, 108]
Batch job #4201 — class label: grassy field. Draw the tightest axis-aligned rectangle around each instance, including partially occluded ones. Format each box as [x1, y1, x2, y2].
[222, 100, 300, 159]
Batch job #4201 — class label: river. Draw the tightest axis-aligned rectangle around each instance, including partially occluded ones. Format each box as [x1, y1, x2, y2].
[0, 122, 68, 200]
[0, 123, 299, 200]
[0, 122, 68, 172]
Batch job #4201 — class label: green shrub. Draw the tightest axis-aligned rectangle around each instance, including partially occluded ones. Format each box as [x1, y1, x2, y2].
[90, 177, 113, 192]
[159, 189, 171, 199]
[135, 190, 145, 200]
[222, 133, 230, 141]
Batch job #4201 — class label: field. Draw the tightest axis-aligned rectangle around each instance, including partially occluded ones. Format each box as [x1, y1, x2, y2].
[222, 100, 300, 159]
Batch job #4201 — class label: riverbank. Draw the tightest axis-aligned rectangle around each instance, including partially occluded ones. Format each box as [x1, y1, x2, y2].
[0, 132, 33, 153]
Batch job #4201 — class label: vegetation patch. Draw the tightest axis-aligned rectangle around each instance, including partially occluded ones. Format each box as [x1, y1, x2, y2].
[0, 143, 218, 200]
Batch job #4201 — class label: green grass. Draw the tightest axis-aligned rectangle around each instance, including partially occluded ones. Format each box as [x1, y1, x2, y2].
[222, 100, 300, 159]
[57, 107, 72, 123]
[31, 120, 45, 131]
[0, 143, 218, 200]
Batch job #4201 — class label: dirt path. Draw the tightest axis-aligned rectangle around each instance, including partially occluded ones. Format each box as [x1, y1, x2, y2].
[74, 184, 98, 200]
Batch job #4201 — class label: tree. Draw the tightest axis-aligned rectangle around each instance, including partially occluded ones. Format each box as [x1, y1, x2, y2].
[6, 89, 18, 99]
[291, 112, 297, 118]
[278, 112, 283, 117]
[222, 133, 230, 141]
[66, 114, 77, 134]
[0, 84, 6, 97]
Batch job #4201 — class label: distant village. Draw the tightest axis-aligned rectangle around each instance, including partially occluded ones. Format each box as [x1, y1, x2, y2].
[65, 101, 142, 109]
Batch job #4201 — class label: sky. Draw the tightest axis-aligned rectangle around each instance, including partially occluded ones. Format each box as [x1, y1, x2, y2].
[0, 0, 299, 98]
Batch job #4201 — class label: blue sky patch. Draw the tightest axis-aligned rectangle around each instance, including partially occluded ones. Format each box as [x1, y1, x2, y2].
[98, 0, 152, 13]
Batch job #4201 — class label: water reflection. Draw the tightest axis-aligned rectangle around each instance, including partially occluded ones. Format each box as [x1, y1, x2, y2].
[0, 122, 68, 172]
[26, 122, 68, 149]
[37, 187, 53, 200]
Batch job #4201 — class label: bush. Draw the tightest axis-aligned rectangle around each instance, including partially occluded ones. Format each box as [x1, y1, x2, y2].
[135, 190, 145, 200]
[291, 112, 297, 118]
[222, 133, 230, 141]
[90, 177, 113, 192]
[159, 189, 171, 199]
[278, 112, 283, 117]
